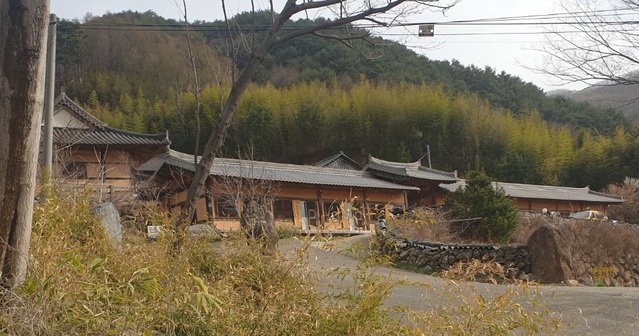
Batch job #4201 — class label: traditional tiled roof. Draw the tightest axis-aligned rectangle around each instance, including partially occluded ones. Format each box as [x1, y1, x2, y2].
[54, 93, 106, 128]
[439, 180, 624, 204]
[53, 127, 169, 146]
[363, 155, 458, 183]
[138, 150, 420, 191]
[312, 151, 362, 170]
[52, 93, 169, 147]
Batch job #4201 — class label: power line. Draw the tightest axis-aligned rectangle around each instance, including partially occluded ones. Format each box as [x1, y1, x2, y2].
[59, 8, 639, 37]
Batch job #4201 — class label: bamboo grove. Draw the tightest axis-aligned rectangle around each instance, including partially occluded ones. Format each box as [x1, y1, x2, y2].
[79, 79, 636, 191]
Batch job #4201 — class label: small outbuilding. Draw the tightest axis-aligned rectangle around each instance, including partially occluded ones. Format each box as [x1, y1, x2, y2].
[50, 93, 170, 202]
[439, 180, 623, 215]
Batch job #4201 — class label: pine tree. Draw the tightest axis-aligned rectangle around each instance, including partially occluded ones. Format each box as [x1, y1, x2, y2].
[445, 171, 518, 244]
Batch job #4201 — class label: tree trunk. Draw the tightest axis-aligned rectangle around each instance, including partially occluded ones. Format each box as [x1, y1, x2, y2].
[0, 0, 50, 288]
[171, 0, 456, 250]
[172, 1, 298, 239]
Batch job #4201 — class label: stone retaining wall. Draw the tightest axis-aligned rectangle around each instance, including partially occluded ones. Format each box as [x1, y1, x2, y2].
[376, 236, 531, 277]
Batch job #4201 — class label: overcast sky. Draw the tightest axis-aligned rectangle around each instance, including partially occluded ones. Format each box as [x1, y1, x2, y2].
[50, 0, 584, 92]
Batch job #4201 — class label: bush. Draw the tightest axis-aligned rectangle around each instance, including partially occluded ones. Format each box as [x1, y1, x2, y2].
[604, 177, 639, 224]
[445, 171, 518, 243]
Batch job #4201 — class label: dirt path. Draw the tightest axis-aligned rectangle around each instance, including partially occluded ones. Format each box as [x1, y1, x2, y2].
[279, 235, 639, 335]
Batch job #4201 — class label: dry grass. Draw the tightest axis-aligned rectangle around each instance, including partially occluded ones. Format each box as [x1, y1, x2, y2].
[387, 208, 463, 243]
[0, 185, 564, 335]
[0, 185, 419, 335]
[423, 259, 564, 335]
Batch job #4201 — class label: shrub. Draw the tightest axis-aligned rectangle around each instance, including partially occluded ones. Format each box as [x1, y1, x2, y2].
[445, 171, 518, 243]
[604, 177, 639, 224]
[384, 207, 460, 243]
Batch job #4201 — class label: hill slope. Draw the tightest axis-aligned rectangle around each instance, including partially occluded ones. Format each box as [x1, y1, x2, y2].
[566, 83, 639, 122]
[55, 10, 628, 135]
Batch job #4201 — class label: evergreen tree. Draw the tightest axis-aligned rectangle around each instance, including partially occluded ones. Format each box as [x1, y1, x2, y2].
[445, 171, 518, 244]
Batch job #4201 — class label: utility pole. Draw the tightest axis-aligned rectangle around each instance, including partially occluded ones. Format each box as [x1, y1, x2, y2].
[42, 13, 57, 176]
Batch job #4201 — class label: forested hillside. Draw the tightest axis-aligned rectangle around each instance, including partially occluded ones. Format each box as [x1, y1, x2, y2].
[53, 10, 638, 190]
[562, 82, 639, 122]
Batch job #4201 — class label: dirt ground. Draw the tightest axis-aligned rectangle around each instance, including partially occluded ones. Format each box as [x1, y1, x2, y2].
[279, 235, 639, 336]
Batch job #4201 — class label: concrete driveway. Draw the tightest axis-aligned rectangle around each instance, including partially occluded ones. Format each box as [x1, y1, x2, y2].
[279, 235, 639, 335]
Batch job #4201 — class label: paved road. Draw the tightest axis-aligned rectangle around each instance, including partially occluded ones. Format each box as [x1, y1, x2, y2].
[279, 236, 639, 335]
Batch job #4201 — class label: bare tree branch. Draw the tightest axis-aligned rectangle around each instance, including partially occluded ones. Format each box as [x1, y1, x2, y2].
[179, 0, 203, 166]
[539, 0, 639, 86]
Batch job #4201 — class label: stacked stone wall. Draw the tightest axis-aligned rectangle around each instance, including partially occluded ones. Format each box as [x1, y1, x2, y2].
[377, 236, 531, 278]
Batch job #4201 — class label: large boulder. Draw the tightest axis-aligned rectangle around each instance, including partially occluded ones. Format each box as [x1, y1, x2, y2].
[527, 224, 573, 282]
[188, 224, 218, 238]
[92, 202, 122, 248]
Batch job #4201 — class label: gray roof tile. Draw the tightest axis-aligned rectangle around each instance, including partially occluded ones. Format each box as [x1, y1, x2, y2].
[363, 156, 459, 182]
[312, 151, 362, 170]
[139, 150, 420, 191]
[52, 93, 170, 147]
[440, 180, 623, 204]
[53, 127, 169, 146]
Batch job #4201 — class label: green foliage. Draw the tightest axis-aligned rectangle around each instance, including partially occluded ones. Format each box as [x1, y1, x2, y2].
[53, 10, 639, 191]
[445, 171, 518, 243]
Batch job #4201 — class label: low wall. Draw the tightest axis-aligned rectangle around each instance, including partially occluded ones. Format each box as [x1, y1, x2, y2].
[376, 235, 531, 278]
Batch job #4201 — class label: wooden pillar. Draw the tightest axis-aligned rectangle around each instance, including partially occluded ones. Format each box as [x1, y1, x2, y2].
[363, 190, 370, 230]
[317, 186, 324, 228]
[403, 191, 409, 210]
[430, 184, 436, 205]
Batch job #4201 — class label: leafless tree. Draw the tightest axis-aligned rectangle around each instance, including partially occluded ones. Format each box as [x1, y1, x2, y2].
[541, 0, 639, 86]
[0, 0, 51, 288]
[173, 0, 460, 246]
[214, 150, 280, 251]
[176, 0, 204, 165]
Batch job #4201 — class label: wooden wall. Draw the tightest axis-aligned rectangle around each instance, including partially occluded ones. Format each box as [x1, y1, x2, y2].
[163, 180, 407, 231]
[52, 148, 138, 203]
[514, 198, 607, 214]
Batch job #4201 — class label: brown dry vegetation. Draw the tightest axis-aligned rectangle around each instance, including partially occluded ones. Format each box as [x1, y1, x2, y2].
[0, 185, 416, 335]
[605, 177, 639, 224]
[392, 209, 639, 283]
[0, 185, 564, 335]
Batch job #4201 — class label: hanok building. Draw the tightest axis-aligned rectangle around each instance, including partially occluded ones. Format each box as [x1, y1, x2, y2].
[138, 150, 418, 231]
[362, 155, 459, 206]
[439, 181, 624, 215]
[51, 93, 170, 201]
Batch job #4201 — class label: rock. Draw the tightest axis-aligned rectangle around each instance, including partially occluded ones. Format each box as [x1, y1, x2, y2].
[459, 250, 472, 261]
[92, 202, 122, 248]
[623, 271, 633, 283]
[399, 250, 410, 260]
[527, 224, 573, 283]
[260, 211, 279, 254]
[409, 248, 421, 257]
[578, 276, 594, 286]
[566, 279, 579, 286]
[188, 224, 218, 238]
